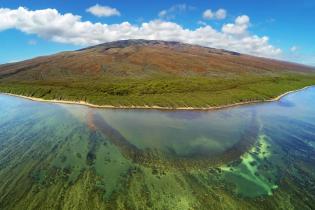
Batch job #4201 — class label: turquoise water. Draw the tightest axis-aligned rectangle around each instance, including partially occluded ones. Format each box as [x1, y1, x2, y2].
[0, 87, 315, 209]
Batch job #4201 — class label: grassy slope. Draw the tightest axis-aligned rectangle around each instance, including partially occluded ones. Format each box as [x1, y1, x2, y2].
[1, 73, 315, 108]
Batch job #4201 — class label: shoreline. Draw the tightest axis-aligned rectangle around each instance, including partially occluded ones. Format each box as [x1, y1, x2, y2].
[1, 85, 313, 111]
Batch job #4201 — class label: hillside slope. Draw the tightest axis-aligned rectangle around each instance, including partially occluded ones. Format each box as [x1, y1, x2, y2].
[0, 39, 315, 108]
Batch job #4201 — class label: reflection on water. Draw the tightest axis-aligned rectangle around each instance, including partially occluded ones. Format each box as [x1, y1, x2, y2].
[0, 87, 315, 209]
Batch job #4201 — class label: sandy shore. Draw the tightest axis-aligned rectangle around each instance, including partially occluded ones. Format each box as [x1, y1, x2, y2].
[1, 85, 313, 111]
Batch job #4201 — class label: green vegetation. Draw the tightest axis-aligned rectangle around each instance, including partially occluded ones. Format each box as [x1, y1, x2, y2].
[220, 135, 278, 197]
[1, 73, 315, 108]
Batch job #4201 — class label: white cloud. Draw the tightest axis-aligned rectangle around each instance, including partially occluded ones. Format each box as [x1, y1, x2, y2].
[158, 10, 168, 18]
[86, 4, 120, 17]
[215, 9, 227, 20]
[203, 8, 227, 20]
[284, 52, 315, 66]
[158, 4, 194, 19]
[202, 9, 214, 19]
[8, 59, 22, 63]
[0, 7, 282, 58]
[27, 39, 37, 45]
[197, 20, 207, 26]
[235, 15, 250, 25]
[222, 15, 250, 35]
[290, 46, 298, 52]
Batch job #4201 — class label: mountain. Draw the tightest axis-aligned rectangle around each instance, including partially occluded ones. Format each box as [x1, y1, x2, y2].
[0, 39, 314, 108]
[0, 39, 314, 80]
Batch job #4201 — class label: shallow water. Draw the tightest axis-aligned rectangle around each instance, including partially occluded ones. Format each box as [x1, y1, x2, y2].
[0, 87, 314, 209]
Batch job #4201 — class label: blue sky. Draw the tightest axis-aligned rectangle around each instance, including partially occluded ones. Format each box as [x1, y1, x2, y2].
[0, 0, 314, 66]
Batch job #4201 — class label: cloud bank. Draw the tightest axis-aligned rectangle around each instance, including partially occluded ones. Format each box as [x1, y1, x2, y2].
[0, 7, 281, 58]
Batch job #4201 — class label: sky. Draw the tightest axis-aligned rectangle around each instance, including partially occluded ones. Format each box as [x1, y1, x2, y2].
[0, 0, 314, 66]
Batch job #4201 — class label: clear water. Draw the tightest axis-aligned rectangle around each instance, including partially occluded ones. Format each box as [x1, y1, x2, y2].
[0, 87, 314, 209]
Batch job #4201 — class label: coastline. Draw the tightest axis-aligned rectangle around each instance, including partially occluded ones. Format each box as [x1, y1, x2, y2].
[1, 85, 313, 111]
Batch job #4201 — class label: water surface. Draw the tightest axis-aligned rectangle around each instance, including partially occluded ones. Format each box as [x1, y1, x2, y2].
[0, 88, 315, 209]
